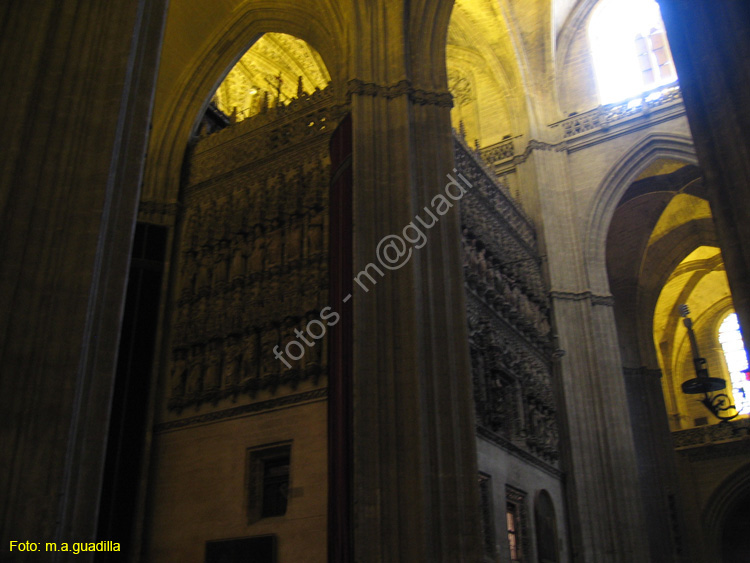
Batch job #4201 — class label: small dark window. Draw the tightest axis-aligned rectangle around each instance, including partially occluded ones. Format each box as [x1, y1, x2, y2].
[261, 455, 290, 518]
[247, 443, 291, 522]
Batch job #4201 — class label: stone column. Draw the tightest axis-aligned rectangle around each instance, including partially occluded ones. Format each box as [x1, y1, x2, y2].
[517, 144, 651, 562]
[657, 0, 750, 351]
[347, 2, 482, 560]
[0, 0, 167, 556]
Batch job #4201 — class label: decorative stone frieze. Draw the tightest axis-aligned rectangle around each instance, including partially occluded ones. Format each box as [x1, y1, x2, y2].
[672, 418, 750, 449]
[552, 83, 683, 140]
[480, 138, 514, 165]
[347, 78, 453, 107]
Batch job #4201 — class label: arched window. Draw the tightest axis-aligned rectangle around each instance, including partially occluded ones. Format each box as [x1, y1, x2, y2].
[718, 313, 750, 415]
[534, 490, 559, 563]
[589, 0, 677, 104]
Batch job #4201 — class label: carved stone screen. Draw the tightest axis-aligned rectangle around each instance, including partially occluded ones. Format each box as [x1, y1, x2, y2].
[166, 87, 347, 416]
[456, 138, 559, 469]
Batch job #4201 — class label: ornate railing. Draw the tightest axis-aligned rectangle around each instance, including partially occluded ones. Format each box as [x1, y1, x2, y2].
[480, 138, 515, 166]
[197, 85, 338, 148]
[552, 82, 682, 139]
[672, 418, 750, 449]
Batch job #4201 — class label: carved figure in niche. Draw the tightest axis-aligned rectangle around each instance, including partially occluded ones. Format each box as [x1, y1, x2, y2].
[206, 291, 224, 340]
[229, 191, 245, 235]
[242, 282, 261, 329]
[191, 296, 207, 341]
[229, 286, 244, 335]
[500, 277, 514, 317]
[527, 403, 547, 451]
[223, 336, 242, 387]
[195, 246, 213, 296]
[219, 194, 233, 242]
[537, 315, 551, 340]
[465, 237, 480, 288]
[260, 325, 280, 379]
[469, 343, 486, 397]
[186, 347, 204, 395]
[242, 187, 257, 230]
[205, 199, 220, 247]
[294, 165, 309, 215]
[476, 247, 489, 287]
[170, 348, 188, 398]
[263, 176, 281, 222]
[229, 235, 246, 286]
[492, 264, 508, 310]
[248, 224, 265, 278]
[179, 250, 198, 300]
[195, 201, 211, 249]
[204, 341, 222, 390]
[242, 330, 259, 383]
[461, 228, 473, 269]
[173, 303, 190, 347]
[265, 219, 283, 270]
[519, 293, 533, 330]
[280, 269, 300, 317]
[181, 213, 198, 249]
[308, 164, 327, 211]
[307, 214, 324, 257]
[212, 239, 229, 292]
[299, 270, 318, 313]
[504, 281, 520, 319]
[285, 217, 303, 264]
[486, 374, 511, 434]
[296, 314, 315, 374]
[262, 276, 281, 325]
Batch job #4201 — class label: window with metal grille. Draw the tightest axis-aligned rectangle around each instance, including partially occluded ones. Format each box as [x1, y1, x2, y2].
[247, 443, 291, 522]
[507, 502, 521, 562]
[505, 485, 527, 562]
[261, 455, 290, 517]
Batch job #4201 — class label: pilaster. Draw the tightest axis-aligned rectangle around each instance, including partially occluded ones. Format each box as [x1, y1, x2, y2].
[347, 3, 482, 558]
[517, 144, 651, 562]
[0, 0, 167, 555]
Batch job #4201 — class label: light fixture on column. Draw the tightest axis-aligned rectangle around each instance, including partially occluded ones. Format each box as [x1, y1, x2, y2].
[679, 304, 739, 421]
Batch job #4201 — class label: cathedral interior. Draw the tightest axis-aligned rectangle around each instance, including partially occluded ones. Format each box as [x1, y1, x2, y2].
[2, 0, 750, 561]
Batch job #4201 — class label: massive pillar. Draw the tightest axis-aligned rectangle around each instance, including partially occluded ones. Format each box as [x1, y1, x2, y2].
[348, 1, 482, 560]
[657, 0, 750, 350]
[0, 0, 167, 556]
[515, 145, 651, 562]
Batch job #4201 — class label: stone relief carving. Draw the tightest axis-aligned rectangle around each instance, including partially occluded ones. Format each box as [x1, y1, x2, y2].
[448, 69, 473, 108]
[167, 93, 338, 413]
[457, 139, 559, 465]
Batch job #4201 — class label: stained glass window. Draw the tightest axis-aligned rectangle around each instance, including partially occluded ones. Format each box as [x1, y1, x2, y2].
[718, 313, 750, 415]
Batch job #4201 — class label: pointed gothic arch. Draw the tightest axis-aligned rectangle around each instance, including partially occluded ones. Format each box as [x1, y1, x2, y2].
[142, 4, 346, 204]
[584, 132, 698, 294]
[703, 462, 750, 560]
